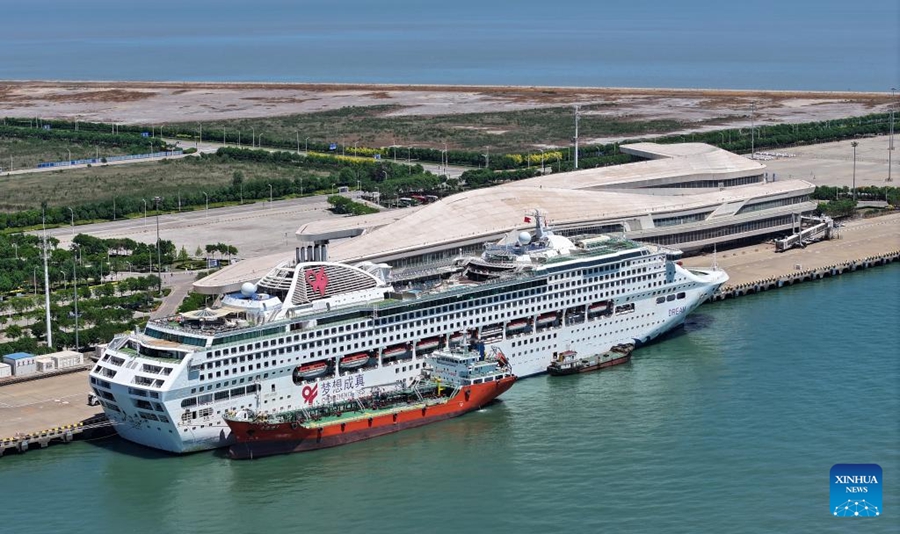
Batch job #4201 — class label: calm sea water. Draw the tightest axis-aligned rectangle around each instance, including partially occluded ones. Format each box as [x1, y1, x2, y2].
[1, 0, 897, 90]
[0, 264, 897, 533]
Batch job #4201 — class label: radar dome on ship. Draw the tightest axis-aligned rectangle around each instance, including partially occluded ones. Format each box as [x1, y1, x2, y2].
[517, 232, 531, 245]
[240, 282, 257, 297]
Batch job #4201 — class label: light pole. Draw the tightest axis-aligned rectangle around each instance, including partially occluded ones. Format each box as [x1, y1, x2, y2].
[268, 183, 273, 204]
[305, 137, 309, 153]
[33, 266, 37, 296]
[540, 149, 545, 174]
[483, 146, 490, 169]
[223, 127, 226, 146]
[71, 244, 79, 350]
[851, 141, 858, 202]
[251, 127, 255, 148]
[297, 132, 300, 154]
[203, 192, 209, 216]
[574, 104, 580, 170]
[299, 177, 304, 197]
[60, 270, 67, 291]
[750, 102, 756, 158]
[12, 242, 18, 260]
[67, 207, 75, 235]
[154, 196, 162, 295]
[889, 87, 895, 182]
[142, 198, 148, 226]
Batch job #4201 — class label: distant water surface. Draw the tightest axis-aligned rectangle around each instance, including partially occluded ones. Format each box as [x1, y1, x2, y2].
[0, 264, 897, 533]
[0, 0, 897, 90]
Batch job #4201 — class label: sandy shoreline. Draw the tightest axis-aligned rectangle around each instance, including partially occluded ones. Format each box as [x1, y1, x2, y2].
[1, 81, 894, 142]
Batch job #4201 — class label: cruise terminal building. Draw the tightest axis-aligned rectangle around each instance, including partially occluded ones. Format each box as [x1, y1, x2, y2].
[195, 142, 815, 294]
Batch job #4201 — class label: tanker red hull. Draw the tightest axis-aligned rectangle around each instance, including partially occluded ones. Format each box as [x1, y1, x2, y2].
[226, 376, 515, 459]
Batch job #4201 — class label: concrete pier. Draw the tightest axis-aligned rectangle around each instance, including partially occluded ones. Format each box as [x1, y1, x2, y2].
[682, 213, 900, 301]
[0, 370, 111, 457]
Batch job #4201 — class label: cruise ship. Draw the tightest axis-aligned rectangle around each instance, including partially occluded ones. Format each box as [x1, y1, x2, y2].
[89, 211, 727, 453]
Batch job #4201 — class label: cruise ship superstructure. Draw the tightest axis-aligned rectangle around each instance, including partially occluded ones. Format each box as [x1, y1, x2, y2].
[90, 211, 727, 453]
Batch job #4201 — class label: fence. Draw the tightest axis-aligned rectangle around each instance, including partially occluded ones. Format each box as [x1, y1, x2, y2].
[36, 150, 184, 169]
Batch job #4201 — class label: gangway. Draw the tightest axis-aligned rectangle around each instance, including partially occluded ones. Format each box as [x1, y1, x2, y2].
[774, 215, 834, 252]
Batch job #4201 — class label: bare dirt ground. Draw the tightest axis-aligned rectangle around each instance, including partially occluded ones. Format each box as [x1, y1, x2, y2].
[1, 82, 894, 142]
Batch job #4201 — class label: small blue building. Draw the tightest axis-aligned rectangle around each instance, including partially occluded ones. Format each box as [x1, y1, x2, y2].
[3, 352, 36, 376]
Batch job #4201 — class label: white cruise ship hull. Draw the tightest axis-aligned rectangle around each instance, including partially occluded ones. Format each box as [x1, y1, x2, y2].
[91, 258, 726, 454]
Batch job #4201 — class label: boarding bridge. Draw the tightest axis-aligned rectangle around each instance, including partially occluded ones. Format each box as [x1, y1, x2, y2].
[774, 215, 834, 252]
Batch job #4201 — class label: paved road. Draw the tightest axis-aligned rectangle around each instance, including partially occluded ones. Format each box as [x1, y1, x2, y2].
[152, 271, 201, 319]
[164, 137, 473, 178]
[36, 195, 337, 261]
[2, 151, 192, 177]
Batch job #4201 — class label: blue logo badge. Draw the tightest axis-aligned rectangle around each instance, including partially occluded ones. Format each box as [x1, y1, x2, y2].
[831, 464, 882, 517]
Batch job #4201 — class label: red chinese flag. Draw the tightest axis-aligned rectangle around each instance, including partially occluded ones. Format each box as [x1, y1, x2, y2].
[524, 216, 532, 223]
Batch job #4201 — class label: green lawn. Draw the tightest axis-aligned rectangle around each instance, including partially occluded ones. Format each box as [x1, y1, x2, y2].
[189, 104, 697, 153]
[0, 155, 329, 212]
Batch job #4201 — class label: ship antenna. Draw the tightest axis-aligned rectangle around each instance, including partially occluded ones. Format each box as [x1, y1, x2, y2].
[713, 243, 719, 271]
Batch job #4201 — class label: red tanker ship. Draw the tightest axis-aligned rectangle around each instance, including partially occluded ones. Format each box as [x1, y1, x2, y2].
[224, 348, 515, 459]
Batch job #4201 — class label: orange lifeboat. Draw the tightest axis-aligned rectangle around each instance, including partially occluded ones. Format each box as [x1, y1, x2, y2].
[339, 352, 370, 370]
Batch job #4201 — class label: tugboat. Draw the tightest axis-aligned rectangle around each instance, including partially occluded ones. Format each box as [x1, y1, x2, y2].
[546, 343, 634, 376]
[224, 348, 516, 459]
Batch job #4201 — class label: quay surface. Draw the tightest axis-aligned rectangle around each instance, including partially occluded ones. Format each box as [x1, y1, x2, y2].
[0, 370, 106, 456]
[683, 213, 900, 299]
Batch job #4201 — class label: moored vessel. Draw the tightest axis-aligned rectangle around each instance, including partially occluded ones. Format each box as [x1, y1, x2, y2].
[224, 348, 515, 459]
[547, 343, 634, 376]
[90, 209, 726, 453]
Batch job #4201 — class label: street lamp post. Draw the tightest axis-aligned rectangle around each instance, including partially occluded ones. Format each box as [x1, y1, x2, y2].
[203, 192, 209, 216]
[540, 149, 545, 174]
[851, 141, 859, 202]
[268, 183, 273, 204]
[251, 127, 255, 148]
[297, 132, 300, 154]
[67, 207, 75, 235]
[574, 104, 580, 170]
[72, 244, 79, 350]
[889, 87, 896, 182]
[12, 242, 18, 260]
[142, 198, 148, 226]
[299, 177, 304, 197]
[154, 196, 162, 295]
[305, 137, 309, 153]
[750, 102, 756, 158]
[33, 266, 37, 296]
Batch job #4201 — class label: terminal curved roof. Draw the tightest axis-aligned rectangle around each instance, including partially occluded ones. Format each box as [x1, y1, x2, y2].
[193, 143, 802, 294]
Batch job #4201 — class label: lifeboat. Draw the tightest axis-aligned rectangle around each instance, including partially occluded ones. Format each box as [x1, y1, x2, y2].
[536, 312, 558, 326]
[294, 361, 329, 379]
[505, 320, 529, 333]
[340, 352, 370, 370]
[383, 344, 410, 360]
[588, 301, 611, 315]
[449, 332, 466, 345]
[416, 338, 441, 353]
